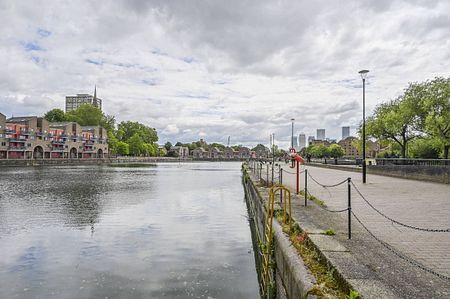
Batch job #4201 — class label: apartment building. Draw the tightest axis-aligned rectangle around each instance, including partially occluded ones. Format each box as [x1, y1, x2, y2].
[0, 114, 108, 159]
[65, 87, 102, 112]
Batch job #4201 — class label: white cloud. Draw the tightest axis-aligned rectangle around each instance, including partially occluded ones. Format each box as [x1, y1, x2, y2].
[0, 0, 449, 148]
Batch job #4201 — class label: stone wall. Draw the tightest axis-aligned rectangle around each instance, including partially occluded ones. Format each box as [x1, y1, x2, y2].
[242, 170, 316, 299]
[368, 165, 450, 184]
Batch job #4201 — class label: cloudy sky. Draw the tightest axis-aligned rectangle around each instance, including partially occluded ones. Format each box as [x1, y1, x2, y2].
[1, 0, 449, 148]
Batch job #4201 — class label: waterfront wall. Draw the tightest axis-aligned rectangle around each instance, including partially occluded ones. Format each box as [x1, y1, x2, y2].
[368, 164, 450, 184]
[242, 170, 316, 299]
[307, 163, 450, 184]
[0, 157, 192, 167]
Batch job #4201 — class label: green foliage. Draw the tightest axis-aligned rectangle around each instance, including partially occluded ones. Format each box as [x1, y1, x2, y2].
[117, 121, 158, 144]
[328, 144, 344, 158]
[324, 229, 336, 236]
[365, 76, 450, 158]
[164, 142, 172, 151]
[306, 144, 329, 158]
[408, 138, 440, 159]
[419, 77, 450, 158]
[210, 142, 226, 150]
[348, 290, 360, 299]
[128, 133, 145, 156]
[116, 141, 129, 155]
[65, 104, 104, 126]
[44, 108, 66, 122]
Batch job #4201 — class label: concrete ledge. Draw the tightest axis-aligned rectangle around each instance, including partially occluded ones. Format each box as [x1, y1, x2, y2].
[273, 221, 316, 298]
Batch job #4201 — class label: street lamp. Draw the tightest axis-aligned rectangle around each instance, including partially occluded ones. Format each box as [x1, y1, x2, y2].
[291, 118, 295, 150]
[359, 69, 369, 183]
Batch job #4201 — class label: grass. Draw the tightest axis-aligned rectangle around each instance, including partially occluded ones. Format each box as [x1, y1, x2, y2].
[275, 212, 355, 299]
[299, 190, 327, 207]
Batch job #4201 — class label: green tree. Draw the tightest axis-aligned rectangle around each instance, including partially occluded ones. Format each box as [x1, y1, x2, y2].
[419, 77, 450, 158]
[107, 131, 119, 154]
[66, 104, 103, 126]
[128, 133, 145, 156]
[365, 98, 420, 158]
[116, 141, 129, 155]
[409, 138, 440, 159]
[328, 144, 344, 158]
[117, 121, 158, 144]
[100, 114, 116, 133]
[306, 144, 328, 158]
[44, 108, 66, 122]
[164, 142, 173, 151]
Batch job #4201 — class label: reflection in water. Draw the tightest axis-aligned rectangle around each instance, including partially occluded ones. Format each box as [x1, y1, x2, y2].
[0, 163, 259, 298]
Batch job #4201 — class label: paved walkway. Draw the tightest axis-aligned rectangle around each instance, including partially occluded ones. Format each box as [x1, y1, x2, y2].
[255, 162, 450, 295]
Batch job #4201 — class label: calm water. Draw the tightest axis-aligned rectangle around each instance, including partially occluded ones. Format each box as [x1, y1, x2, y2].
[0, 162, 259, 298]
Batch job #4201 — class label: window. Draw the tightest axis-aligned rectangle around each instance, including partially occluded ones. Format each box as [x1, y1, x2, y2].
[1, 142, 5, 146]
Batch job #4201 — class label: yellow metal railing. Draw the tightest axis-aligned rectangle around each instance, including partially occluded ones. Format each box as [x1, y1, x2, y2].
[260, 184, 292, 297]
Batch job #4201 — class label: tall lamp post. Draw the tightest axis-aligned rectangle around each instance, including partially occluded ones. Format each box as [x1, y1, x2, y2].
[359, 69, 369, 183]
[291, 118, 295, 150]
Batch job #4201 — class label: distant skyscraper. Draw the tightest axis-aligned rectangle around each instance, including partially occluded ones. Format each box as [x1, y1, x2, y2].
[65, 86, 102, 112]
[342, 126, 350, 140]
[298, 133, 306, 149]
[317, 129, 325, 140]
[308, 136, 315, 145]
[291, 136, 298, 148]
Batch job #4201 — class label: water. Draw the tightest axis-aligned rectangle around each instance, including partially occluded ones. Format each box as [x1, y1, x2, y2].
[0, 162, 259, 298]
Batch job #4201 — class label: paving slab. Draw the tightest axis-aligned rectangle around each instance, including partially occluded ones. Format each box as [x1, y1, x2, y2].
[308, 234, 349, 252]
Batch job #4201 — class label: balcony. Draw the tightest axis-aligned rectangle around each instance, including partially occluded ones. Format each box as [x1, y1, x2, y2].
[51, 148, 65, 152]
[5, 129, 15, 134]
[8, 138, 26, 143]
[52, 140, 65, 144]
[8, 146, 26, 151]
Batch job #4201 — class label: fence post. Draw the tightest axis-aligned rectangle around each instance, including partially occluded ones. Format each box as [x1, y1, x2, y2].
[266, 164, 269, 187]
[304, 169, 308, 206]
[296, 160, 299, 194]
[280, 168, 283, 204]
[271, 162, 274, 187]
[347, 177, 352, 240]
[259, 162, 262, 181]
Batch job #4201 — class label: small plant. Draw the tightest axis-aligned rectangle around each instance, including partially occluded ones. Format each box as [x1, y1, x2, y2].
[324, 229, 336, 236]
[348, 290, 360, 299]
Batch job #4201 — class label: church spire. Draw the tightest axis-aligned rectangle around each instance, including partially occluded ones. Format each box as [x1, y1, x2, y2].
[93, 85, 97, 100]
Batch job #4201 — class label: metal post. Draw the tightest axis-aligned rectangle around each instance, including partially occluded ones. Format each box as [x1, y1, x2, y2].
[362, 77, 366, 184]
[296, 160, 299, 194]
[259, 162, 262, 181]
[347, 177, 352, 239]
[271, 162, 274, 187]
[304, 169, 308, 206]
[280, 168, 283, 204]
[266, 164, 269, 187]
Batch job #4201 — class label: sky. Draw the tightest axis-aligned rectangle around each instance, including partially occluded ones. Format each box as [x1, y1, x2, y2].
[1, 0, 449, 148]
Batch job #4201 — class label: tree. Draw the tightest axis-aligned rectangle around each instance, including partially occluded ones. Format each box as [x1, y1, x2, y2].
[65, 104, 103, 126]
[409, 138, 440, 159]
[107, 131, 119, 155]
[117, 121, 158, 144]
[306, 144, 328, 158]
[44, 108, 66, 122]
[419, 77, 450, 158]
[128, 133, 144, 156]
[365, 98, 420, 158]
[100, 114, 116, 133]
[328, 144, 344, 158]
[164, 142, 173, 151]
[116, 141, 129, 155]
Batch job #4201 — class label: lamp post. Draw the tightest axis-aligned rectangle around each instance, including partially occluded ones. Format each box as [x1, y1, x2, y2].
[359, 69, 369, 183]
[291, 118, 295, 150]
